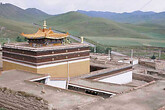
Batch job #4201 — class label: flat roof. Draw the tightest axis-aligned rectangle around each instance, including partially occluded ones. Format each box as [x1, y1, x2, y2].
[0, 70, 99, 110]
[90, 53, 131, 69]
[3, 42, 89, 51]
[70, 79, 133, 94]
[84, 65, 132, 79]
[79, 80, 165, 110]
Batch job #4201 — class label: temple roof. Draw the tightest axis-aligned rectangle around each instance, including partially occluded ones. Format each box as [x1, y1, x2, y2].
[21, 28, 69, 39]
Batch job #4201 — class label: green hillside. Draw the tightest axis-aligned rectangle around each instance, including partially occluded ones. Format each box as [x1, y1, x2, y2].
[85, 23, 165, 47]
[25, 8, 51, 21]
[78, 10, 165, 26]
[0, 3, 51, 44]
[0, 16, 37, 43]
[0, 2, 164, 48]
[44, 12, 149, 39]
[40, 11, 165, 47]
[0, 3, 51, 23]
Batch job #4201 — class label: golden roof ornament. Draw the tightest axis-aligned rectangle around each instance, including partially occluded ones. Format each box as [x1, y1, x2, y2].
[43, 20, 47, 29]
[81, 36, 84, 43]
[21, 20, 69, 39]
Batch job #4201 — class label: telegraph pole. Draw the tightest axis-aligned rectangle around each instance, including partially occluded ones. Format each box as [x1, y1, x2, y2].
[94, 46, 96, 53]
[131, 49, 133, 59]
[7, 38, 10, 44]
[159, 50, 161, 60]
[108, 49, 111, 61]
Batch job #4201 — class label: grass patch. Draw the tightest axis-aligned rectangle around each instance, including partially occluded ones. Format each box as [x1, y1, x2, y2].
[111, 46, 165, 60]
[85, 36, 165, 47]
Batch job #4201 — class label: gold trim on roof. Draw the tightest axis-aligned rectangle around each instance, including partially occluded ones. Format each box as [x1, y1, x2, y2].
[21, 28, 69, 39]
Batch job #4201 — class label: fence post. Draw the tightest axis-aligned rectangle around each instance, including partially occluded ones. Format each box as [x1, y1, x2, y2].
[159, 50, 161, 60]
[94, 46, 96, 53]
[7, 38, 10, 44]
[131, 49, 133, 59]
[108, 49, 111, 61]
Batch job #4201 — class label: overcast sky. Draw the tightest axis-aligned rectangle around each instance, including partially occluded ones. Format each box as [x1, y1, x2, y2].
[0, 0, 164, 14]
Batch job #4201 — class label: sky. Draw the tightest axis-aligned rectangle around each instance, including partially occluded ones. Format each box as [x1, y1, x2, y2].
[0, 0, 165, 15]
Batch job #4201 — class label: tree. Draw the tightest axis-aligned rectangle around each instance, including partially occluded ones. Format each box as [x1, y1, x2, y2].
[89, 46, 94, 52]
[24, 37, 27, 41]
[96, 45, 106, 53]
[105, 47, 112, 54]
[151, 54, 156, 60]
[16, 36, 22, 42]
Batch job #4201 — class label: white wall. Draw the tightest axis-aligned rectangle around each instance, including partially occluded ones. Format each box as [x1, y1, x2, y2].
[132, 59, 138, 65]
[118, 59, 138, 65]
[99, 71, 132, 84]
[45, 78, 67, 89]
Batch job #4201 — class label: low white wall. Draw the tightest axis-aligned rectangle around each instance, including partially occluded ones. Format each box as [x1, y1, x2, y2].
[99, 71, 132, 84]
[118, 59, 138, 65]
[133, 59, 138, 65]
[45, 78, 67, 89]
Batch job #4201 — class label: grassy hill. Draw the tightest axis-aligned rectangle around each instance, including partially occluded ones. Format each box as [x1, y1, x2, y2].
[0, 3, 51, 44]
[44, 11, 149, 39]
[42, 11, 165, 47]
[0, 16, 37, 43]
[0, 3, 51, 23]
[78, 10, 165, 26]
[85, 23, 165, 47]
[25, 8, 51, 21]
[0, 2, 164, 47]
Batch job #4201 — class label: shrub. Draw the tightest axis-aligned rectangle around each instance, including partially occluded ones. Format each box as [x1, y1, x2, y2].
[16, 36, 22, 42]
[151, 54, 156, 59]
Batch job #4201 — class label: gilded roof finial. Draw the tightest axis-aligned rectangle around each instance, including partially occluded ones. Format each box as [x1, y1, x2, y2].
[81, 36, 84, 43]
[43, 20, 47, 29]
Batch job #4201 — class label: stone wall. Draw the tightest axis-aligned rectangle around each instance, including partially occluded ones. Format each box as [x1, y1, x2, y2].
[155, 60, 165, 70]
[139, 60, 165, 71]
[0, 87, 49, 110]
[133, 73, 156, 82]
[147, 70, 165, 78]
[139, 60, 155, 69]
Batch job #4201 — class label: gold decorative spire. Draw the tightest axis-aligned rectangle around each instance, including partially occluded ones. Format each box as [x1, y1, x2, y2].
[81, 36, 84, 43]
[21, 20, 69, 39]
[43, 20, 47, 29]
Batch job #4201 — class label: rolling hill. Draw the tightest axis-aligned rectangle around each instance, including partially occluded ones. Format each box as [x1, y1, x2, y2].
[25, 8, 51, 21]
[0, 3, 51, 23]
[0, 16, 37, 43]
[42, 11, 165, 47]
[77, 10, 165, 26]
[44, 11, 149, 38]
[0, 3, 164, 47]
[0, 3, 50, 43]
